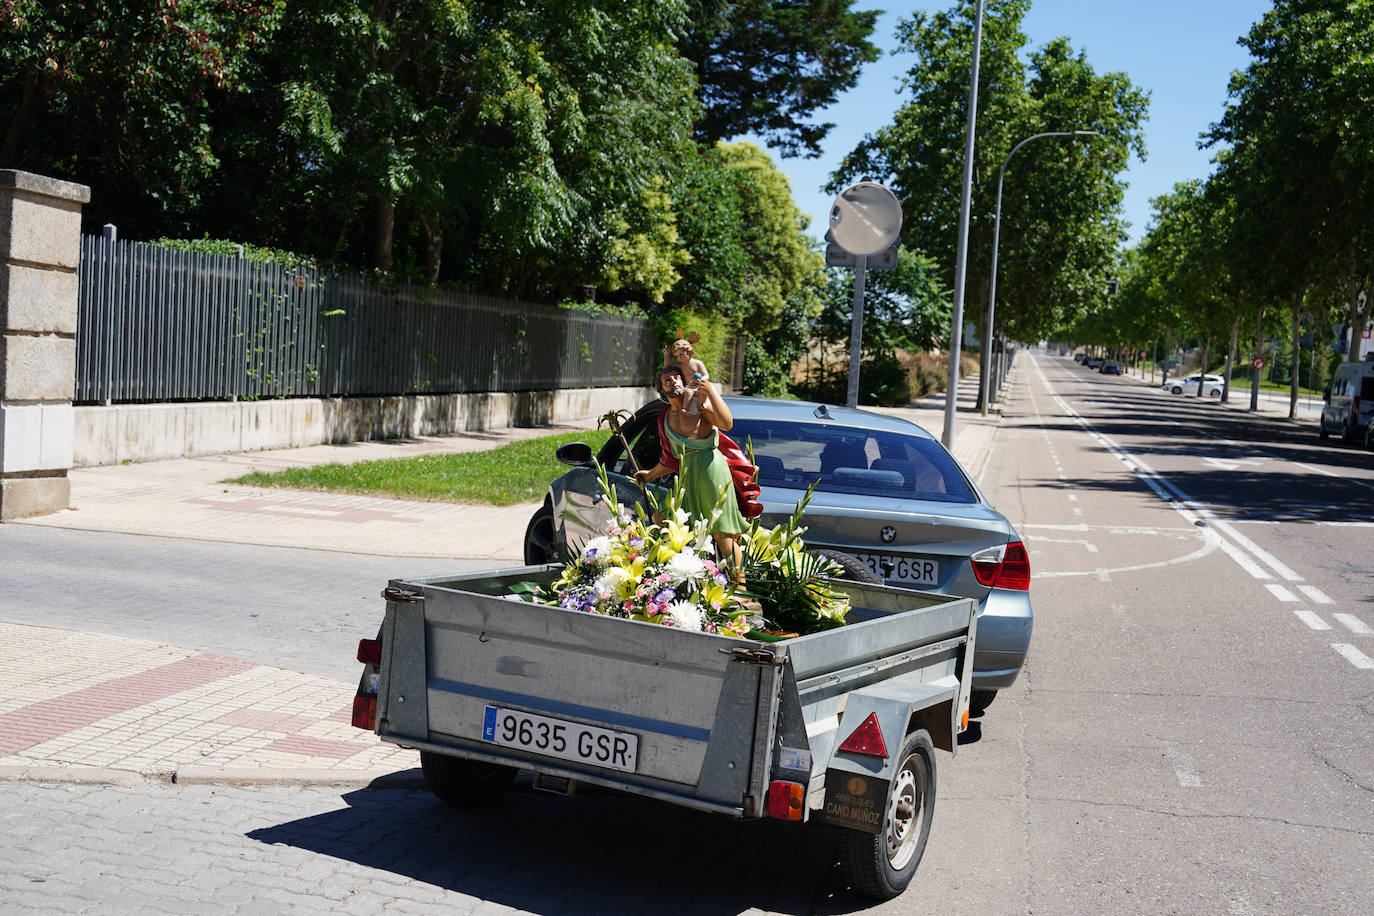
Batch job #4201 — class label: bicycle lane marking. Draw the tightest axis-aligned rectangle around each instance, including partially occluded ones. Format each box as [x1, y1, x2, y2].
[1033, 357, 1374, 672]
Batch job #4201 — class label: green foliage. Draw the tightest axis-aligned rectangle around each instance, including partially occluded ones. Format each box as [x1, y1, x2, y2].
[828, 0, 1147, 342]
[792, 352, 912, 407]
[681, 0, 881, 158]
[152, 237, 321, 269]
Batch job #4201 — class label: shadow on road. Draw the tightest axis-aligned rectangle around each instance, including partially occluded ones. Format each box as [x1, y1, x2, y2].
[248, 779, 888, 915]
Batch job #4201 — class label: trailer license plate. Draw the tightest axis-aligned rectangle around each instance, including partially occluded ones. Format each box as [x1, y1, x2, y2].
[854, 553, 939, 587]
[482, 706, 638, 773]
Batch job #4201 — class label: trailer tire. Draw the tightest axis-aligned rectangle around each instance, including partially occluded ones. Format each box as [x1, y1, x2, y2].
[820, 550, 881, 585]
[420, 751, 517, 808]
[838, 729, 936, 900]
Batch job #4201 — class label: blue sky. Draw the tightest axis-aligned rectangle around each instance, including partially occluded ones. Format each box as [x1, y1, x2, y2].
[750, 0, 1275, 249]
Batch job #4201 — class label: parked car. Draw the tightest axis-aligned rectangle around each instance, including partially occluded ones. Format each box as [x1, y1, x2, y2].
[1085, 357, 1106, 370]
[1319, 353, 1374, 445]
[1163, 373, 1223, 397]
[1100, 361, 1123, 375]
[524, 396, 1033, 716]
[1073, 352, 1087, 364]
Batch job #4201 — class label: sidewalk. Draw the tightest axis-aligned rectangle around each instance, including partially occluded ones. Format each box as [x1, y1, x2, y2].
[0, 370, 1010, 788]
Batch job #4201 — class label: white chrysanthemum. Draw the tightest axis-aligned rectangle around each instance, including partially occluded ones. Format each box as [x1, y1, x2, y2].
[666, 600, 704, 632]
[581, 536, 612, 566]
[665, 549, 706, 584]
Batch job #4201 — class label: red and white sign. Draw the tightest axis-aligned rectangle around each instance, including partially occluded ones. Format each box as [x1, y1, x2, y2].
[1251, 357, 1266, 370]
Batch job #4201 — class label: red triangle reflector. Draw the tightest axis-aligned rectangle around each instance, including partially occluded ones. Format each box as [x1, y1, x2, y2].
[837, 712, 888, 758]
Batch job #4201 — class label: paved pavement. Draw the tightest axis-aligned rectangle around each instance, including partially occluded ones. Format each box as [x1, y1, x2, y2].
[0, 355, 1309, 789]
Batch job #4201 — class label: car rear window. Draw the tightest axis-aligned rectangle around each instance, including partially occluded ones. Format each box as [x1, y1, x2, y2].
[729, 419, 976, 504]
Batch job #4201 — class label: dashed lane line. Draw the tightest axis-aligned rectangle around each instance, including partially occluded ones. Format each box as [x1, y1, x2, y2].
[1298, 585, 1334, 605]
[1334, 613, 1374, 636]
[1331, 644, 1374, 670]
[1294, 610, 1331, 631]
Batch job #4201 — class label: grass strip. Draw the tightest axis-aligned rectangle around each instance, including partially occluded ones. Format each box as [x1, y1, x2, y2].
[226, 429, 613, 506]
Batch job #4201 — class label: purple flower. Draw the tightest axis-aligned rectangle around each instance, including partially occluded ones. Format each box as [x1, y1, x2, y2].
[583, 546, 599, 560]
[560, 595, 582, 611]
[713, 573, 728, 587]
[629, 537, 645, 548]
[654, 588, 676, 604]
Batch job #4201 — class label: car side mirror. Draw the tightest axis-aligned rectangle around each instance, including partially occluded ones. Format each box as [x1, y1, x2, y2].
[556, 442, 595, 467]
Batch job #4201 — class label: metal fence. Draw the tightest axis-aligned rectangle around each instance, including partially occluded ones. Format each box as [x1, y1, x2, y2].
[75, 235, 656, 404]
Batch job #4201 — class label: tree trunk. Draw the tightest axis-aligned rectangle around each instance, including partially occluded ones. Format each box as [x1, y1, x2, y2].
[420, 211, 442, 284]
[1223, 318, 1239, 403]
[1346, 272, 1370, 362]
[1289, 296, 1302, 419]
[372, 198, 395, 271]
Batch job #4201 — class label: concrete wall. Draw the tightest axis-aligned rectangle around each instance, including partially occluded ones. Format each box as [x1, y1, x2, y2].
[0, 171, 90, 519]
[73, 386, 656, 467]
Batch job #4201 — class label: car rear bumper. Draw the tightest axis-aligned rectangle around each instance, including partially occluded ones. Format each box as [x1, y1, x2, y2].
[972, 588, 1032, 690]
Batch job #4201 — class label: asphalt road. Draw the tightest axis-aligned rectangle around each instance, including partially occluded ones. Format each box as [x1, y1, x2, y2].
[3, 355, 1370, 914]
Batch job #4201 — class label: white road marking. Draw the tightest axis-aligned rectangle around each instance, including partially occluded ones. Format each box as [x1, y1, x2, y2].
[1298, 585, 1334, 605]
[1066, 494, 1077, 501]
[1294, 610, 1331, 631]
[1331, 643, 1374, 669]
[1216, 536, 1271, 580]
[1264, 584, 1298, 602]
[1334, 613, 1373, 636]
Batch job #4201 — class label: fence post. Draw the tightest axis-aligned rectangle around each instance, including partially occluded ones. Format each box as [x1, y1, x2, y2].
[0, 170, 91, 520]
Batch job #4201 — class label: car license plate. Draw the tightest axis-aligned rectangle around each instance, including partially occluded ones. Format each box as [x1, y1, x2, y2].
[482, 706, 638, 773]
[855, 553, 939, 587]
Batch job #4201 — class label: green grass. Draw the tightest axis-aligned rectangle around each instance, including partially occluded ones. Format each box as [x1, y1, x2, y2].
[226, 429, 613, 506]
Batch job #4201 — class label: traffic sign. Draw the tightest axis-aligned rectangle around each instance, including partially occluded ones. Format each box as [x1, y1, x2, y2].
[828, 182, 903, 256]
[1251, 357, 1266, 370]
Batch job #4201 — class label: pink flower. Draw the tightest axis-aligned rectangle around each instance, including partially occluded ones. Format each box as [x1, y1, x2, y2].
[621, 601, 634, 612]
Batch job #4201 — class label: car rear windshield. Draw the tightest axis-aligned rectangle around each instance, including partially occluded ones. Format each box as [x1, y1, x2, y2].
[729, 419, 976, 504]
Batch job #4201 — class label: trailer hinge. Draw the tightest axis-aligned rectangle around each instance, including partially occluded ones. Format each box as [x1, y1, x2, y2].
[719, 646, 787, 666]
[381, 586, 424, 603]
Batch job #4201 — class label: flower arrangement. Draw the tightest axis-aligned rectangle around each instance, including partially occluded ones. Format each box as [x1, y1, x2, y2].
[536, 464, 850, 639]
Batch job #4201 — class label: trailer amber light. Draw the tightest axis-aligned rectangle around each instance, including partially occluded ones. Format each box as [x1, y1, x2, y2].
[961, 709, 970, 730]
[837, 712, 888, 758]
[766, 781, 806, 820]
[357, 638, 382, 667]
[351, 695, 376, 730]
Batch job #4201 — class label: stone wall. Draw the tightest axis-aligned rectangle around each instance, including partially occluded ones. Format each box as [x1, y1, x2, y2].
[0, 171, 90, 520]
[72, 386, 656, 467]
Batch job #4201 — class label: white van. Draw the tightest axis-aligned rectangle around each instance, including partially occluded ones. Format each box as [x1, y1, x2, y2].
[1319, 353, 1374, 447]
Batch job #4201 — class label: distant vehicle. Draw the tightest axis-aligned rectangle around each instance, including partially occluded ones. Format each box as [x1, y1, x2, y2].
[1100, 361, 1122, 375]
[1073, 353, 1087, 364]
[1163, 374, 1223, 397]
[1319, 353, 1374, 446]
[1086, 357, 1106, 370]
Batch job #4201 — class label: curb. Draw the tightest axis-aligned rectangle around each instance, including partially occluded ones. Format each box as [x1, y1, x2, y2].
[0, 763, 426, 790]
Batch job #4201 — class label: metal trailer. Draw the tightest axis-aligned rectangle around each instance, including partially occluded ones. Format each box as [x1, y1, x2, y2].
[352, 564, 977, 900]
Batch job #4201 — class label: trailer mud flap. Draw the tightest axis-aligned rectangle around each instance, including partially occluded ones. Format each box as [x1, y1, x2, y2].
[821, 770, 885, 833]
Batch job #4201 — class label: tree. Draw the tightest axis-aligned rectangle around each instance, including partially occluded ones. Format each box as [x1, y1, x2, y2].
[0, 0, 285, 236]
[827, 0, 1146, 343]
[681, 0, 881, 158]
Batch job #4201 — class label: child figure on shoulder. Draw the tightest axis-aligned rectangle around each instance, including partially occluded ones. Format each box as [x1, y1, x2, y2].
[664, 330, 709, 417]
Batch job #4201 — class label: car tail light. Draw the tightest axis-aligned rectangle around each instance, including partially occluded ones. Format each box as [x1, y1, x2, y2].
[766, 781, 806, 820]
[971, 541, 1031, 590]
[351, 695, 377, 730]
[836, 712, 888, 758]
[357, 638, 382, 667]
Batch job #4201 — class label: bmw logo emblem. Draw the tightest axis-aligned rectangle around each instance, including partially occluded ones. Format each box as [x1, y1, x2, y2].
[880, 526, 897, 543]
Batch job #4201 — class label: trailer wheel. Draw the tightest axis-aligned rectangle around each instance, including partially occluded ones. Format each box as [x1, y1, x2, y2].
[838, 729, 936, 900]
[420, 751, 517, 807]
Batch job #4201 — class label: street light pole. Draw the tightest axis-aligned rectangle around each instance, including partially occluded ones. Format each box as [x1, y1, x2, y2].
[942, 0, 985, 449]
[979, 130, 1099, 416]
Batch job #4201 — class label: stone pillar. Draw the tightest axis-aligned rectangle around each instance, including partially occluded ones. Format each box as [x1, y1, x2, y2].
[0, 170, 90, 521]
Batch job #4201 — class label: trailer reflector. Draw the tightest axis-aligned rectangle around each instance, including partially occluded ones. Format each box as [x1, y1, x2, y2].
[836, 712, 888, 758]
[356, 638, 382, 667]
[351, 695, 376, 730]
[766, 780, 806, 820]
